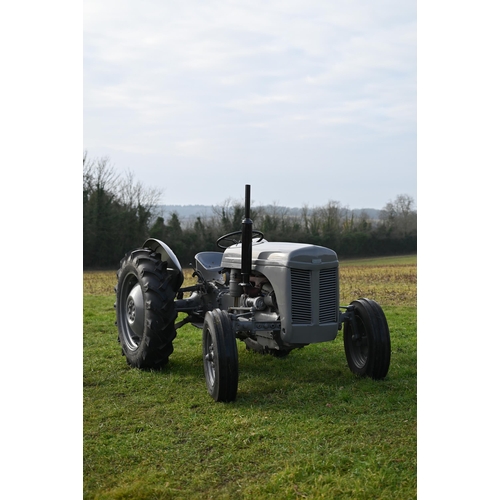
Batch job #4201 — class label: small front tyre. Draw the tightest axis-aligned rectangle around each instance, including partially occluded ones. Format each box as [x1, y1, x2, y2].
[203, 309, 238, 402]
[343, 298, 391, 379]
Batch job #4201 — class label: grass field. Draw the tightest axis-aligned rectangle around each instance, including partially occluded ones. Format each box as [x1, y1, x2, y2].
[83, 255, 416, 499]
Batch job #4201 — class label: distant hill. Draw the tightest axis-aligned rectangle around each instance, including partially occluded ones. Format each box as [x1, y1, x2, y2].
[157, 205, 382, 226]
[158, 205, 216, 219]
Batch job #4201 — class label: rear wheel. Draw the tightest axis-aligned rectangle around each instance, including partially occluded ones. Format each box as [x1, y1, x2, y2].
[343, 298, 391, 379]
[203, 309, 238, 402]
[115, 248, 177, 369]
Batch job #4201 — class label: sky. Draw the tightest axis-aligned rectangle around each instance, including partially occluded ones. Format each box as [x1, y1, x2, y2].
[83, 0, 416, 210]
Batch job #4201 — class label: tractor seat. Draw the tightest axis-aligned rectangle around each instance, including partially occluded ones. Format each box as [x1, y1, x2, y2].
[194, 252, 225, 283]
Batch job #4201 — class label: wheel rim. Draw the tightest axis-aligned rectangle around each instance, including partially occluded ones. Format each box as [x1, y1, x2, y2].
[203, 329, 216, 387]
[120, 276, 145, 351]
[349, 315, 369, 369]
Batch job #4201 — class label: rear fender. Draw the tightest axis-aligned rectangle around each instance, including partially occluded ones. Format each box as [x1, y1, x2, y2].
[143, 238, 184, 291]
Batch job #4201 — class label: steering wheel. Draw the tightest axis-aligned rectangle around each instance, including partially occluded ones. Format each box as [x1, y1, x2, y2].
[216, 230, 265, 249]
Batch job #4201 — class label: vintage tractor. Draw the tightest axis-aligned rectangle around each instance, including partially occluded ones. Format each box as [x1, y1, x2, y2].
[115, 185, 391, 402]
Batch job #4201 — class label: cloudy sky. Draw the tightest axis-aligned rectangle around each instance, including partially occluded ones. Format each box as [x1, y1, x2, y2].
[84, 0, 416, 209]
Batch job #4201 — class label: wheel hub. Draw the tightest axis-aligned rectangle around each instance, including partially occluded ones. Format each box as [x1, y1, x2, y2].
[204, 340, 216, 386]
[127, 298, 136, 322]
[125, 283, 145, 338]
[205, 347, 214, 363]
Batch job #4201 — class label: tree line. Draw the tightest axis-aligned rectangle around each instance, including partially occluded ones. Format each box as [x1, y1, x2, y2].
[83, 153, 416, 269]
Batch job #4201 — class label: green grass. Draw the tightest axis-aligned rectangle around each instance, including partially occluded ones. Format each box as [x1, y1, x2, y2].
[84, 256, 416, 499]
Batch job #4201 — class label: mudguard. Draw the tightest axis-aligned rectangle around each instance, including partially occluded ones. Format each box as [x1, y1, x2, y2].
[143, 238, 184, 291]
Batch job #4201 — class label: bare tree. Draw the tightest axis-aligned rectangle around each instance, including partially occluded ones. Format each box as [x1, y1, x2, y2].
[320, 200, 343, 235]
[117, 169, 163, 221]
[83, 152, 165, 267]
[381, 194, 417, 237]
[83, 152, 119, 197]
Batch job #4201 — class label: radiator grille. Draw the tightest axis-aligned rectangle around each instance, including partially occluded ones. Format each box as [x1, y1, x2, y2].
[290, 267, 338, 325]
[319, 268, 338, 323]
[290, 269, 312, 324]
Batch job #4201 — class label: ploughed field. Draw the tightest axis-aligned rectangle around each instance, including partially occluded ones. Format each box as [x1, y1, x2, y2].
[83, 254, 416, 308]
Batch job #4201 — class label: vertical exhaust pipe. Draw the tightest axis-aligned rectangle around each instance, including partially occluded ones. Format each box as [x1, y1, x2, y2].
[240, 184, 253, 290]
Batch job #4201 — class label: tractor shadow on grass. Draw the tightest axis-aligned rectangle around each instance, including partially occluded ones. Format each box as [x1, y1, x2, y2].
[139, 329, 406, 413]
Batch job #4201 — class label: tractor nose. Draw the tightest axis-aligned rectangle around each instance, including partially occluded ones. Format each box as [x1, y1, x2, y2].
[126, 283, 145, 337]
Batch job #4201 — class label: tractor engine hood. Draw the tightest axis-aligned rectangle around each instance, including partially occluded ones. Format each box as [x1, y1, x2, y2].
[221, 241, 338, 270]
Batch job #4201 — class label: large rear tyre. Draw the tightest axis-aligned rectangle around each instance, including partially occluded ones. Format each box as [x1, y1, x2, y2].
[115, 248, 177, 370]
[343, 298, 391, 380]
[203, 309, 238, 402]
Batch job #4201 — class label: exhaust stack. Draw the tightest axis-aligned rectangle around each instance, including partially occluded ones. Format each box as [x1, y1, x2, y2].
[240, 184, 253, 290]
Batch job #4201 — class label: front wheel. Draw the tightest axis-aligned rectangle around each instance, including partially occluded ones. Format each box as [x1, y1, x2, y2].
[343, 298, 391, 379]
[203, 309, 238, 402]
